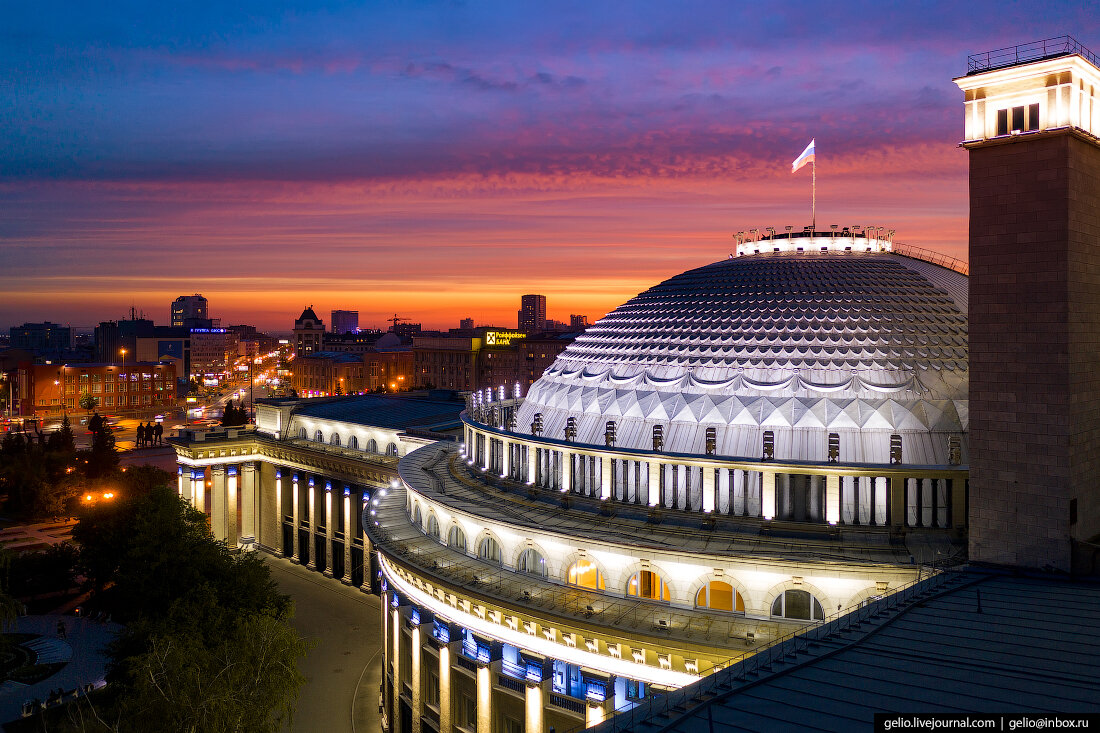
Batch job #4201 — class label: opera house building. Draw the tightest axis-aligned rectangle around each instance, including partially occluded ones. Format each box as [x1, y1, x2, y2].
[171, 38, 1100, 733]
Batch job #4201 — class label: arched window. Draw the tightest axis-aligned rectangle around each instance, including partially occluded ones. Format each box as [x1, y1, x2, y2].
[366, 439, 378, 453]
[771, 589, 825, 621]
[386, 442, 398, 456]
[626, 570, 670, 602]
[448, 525, 467, 552]
[330, 433, 341, 446]
[427, 514, 440, 540]
[695, 581, 745, 612]
[517, 548, 546, 576]
[412, 504, 422, 528]
[566, 560, 605, 590]
[314, 430, 324, 443]
[297, 427, 307, 439]
[477, 536, 501, 564]
[347, 436, 359, 450]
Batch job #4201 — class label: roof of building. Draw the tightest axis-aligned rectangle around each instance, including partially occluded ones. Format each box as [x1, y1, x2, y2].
[296, 351, 364, 363]
[596, 569, 1100, 732]
[292, 394, 464, 431]
[514, 247, 969, 463]
[295, 306, 321, 325]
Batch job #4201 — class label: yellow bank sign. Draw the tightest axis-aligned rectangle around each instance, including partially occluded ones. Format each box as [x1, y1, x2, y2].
[484, 331, 526, 346]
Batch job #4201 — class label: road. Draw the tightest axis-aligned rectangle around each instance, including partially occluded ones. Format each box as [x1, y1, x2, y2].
[266, 556, 384, 733]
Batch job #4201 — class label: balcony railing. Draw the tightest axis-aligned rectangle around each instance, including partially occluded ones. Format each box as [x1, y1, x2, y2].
[967, 36, 1098, 74]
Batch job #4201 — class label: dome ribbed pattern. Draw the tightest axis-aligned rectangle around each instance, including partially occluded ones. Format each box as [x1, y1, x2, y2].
[569, 255, 967, 372]
[512, 250, 969, 465]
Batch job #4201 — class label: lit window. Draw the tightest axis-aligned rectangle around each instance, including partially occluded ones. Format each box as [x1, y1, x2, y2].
[694, 581, 745, 612]
[996, 103, 1039, 135]
[566, 560, 605, 590]
[771, 589, 825, 620]
[427, 514, 440, 540]
[448, 526, 467, 552]
[412, 504, 422, 528]
[626, 570, 670, 601]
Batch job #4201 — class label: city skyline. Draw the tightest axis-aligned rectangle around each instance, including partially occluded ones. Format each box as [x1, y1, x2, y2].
[1, 2, 1092, 331]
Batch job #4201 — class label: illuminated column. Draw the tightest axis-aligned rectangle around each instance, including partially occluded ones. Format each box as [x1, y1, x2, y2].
[342, 488, 353, 583]
[275, 470, 284, 554]
[586, 700, 606, 728]
[561, 450, 571, 493]
[392, 606, 401, 733]
[525, 678, 543, 733]
[600, 455, 612, 500]
[291, 474, 301, 563]
[502, 438, 512, 478]
[476, 662, 491, 733]
[526, 443, 536, 484]
[360, 494, 372, 592]
[306, 478, 317, 570]
[439, 645, 451, 733]
[481, 433, 490, 471]
[889, 476, 905, 527]
[647, 462, 660, 507]
[227, 466, 239, 547]
[177, 466, 184, 498]
[323, 482, 334, 577]
[826, 474, 840, 525]
[411, 621, 421, 733]
[761, 470, 776, 520]
[240, 462, 257, 549]
[702, 464, 716, 513]
[191, 469, 206, 513]
[211, 465, 227, 541]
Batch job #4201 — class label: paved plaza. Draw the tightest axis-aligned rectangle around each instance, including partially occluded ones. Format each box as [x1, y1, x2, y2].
[266, 556, 383, 733]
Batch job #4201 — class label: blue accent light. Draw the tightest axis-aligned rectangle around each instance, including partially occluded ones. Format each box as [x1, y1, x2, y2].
[228, 466, 238, 477]
[308, 477, 315, 488]
[432, 620, 450, 644]
[410, 608, 421, 626]
[293, 473, 299, 483]
[391, 593, 400, 608]
[585, 681, 607, 702]
[177, 467, 183, 475]
[380, 578, 388, 593]
[343, 487, 351, 497]
[325, 480, 332, 492]
[525, 663, 543, 683]
[276, 469, 282, 479]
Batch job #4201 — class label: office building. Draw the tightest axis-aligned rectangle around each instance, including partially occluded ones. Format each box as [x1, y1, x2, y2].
[332, 310, 360, 335]
[171, 294, 209, 328]
[518, 295, 547, 333]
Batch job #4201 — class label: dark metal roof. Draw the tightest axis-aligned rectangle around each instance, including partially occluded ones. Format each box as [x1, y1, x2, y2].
[294, 394, 463, 431]
[596, 571, 1100, 732]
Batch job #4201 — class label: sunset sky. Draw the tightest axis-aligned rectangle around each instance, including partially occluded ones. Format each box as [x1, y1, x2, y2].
[2, 2, 1093, 332]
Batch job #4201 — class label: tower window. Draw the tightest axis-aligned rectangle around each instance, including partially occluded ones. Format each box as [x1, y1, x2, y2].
[996, 103, 1039, 135]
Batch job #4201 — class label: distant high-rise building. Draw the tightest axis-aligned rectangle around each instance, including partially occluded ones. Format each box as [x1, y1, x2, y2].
[171, 294, 209, 328]
[518, 294, 547, 333]
[293, 306, 325, 358]
[460, 318, 474, 330]
[331, 310, 359, 335]
[9, 322, 72, 355]
[569, 314, 589, 329]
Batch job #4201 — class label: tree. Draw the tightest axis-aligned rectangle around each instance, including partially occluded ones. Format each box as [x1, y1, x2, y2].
[79, 391, 97, 413]
[47, 414, 77, 454]
[69, 484, 308, 732]
[83, 419, 118, 479]
[221, 402, 246, 428]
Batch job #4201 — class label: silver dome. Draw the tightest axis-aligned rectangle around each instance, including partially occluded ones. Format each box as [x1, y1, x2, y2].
[514, 247, 968, 465]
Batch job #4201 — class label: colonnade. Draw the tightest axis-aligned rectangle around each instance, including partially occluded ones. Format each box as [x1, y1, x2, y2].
[468, 425, 967, 531]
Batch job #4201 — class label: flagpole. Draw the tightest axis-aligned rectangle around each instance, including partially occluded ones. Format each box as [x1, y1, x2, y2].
[812, 159, 816, 231]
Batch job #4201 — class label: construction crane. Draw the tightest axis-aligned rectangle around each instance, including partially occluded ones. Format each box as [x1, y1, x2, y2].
[387, 314, 409, 333]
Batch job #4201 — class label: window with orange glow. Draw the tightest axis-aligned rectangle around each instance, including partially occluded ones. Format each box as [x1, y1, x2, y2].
[626, 570, 670, 602]
[694, 581, 745, 612]
[566, 560, 605, 590]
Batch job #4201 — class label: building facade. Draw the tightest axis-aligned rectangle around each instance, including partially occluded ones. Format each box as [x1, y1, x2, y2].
[294, 307, 325, 358]
[189, 329, 240, 382]
[518, 295, 547, 333]
[171, 294, 209, 328]
[332, 310, 359, 335]
[29, 362, 176, 417]
[9, 322, 72, 356]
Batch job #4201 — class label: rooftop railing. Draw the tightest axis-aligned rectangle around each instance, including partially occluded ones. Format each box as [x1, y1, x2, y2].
[890, 242, 969, 275]
[967, 35, 1099, 74]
